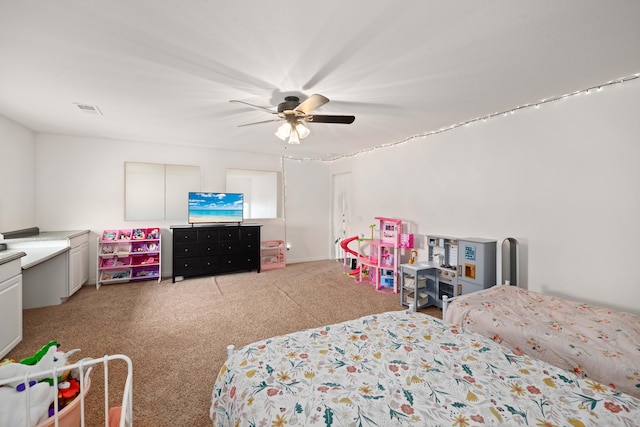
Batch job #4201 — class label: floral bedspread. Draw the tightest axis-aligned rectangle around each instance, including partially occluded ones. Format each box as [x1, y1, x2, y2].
[444, 285, 640, 399]
[210, 310, 640, 426]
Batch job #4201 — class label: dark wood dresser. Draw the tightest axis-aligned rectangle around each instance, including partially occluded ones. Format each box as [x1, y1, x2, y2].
[171, 224, 261, 282]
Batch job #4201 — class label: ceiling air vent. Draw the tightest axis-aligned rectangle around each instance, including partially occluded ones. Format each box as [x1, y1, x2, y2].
[74, 103, 102, 115]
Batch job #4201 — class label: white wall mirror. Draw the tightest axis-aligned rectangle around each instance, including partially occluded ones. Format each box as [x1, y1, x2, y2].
[226, 169, 283, 219]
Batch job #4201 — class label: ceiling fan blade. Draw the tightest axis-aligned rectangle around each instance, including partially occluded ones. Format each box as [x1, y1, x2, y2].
[307, 115, 355, 124]
[238, 118, 283, 127]
[230, 100, 278, 115]
[295, 94, 329, 114]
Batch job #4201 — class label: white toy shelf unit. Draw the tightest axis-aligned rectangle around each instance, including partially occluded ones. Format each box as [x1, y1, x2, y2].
[97, 227, 161, 289]
[356, 217, 413, 294]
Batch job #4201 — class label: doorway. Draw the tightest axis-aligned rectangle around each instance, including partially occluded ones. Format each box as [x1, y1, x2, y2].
[332, 173, 352, 260]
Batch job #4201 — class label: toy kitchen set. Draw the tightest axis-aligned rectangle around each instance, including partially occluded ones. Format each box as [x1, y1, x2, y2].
[427, 235, 496, 301]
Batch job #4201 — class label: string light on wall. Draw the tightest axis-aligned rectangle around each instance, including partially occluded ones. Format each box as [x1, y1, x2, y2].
[283, 72, 639, 162]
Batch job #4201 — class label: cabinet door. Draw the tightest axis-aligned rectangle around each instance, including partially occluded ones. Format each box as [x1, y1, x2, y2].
[69, 245, 83, 296]
[69, 242, 89, 295]
[0, 274, 22, 358]
[459, 280, 483, 296]
[80, 242, 89, 285]
[457, 240, 496, 288]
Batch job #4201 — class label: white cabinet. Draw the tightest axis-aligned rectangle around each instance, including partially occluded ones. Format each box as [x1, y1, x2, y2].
[1, 229, 89, 308]
[69, 233, 89, 296]
[0, 255, 24, 358]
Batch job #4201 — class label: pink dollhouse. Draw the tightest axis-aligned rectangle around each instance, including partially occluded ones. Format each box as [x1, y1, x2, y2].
[355, 217, 413, 294]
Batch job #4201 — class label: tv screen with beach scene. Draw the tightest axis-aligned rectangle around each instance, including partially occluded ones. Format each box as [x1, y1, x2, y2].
[188, 192, 243, 224]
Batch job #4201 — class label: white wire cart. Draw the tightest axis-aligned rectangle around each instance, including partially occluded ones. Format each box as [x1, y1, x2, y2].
[0, 354, 133, 427]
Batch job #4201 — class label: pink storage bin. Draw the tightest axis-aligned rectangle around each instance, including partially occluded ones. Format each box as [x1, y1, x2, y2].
[100, 257, 117, 268]
[144, 228, 160, 240]
[131, 228, 146, 240]
[132, 254, 158, 266]
[101, 230, 118, 241]
[131, 242, 150, 253]
[132, 267, 159, 279]
[117, 229, 132, 240]
[36, 370, 92, 427]
[114, 255, 132, 267]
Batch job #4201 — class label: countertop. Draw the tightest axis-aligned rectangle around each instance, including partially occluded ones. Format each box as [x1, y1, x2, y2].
[400, 261, 441, 270]
[0, 230, 89, 242]
[0, 250, 27, 266]
[0, 230, 89, 269]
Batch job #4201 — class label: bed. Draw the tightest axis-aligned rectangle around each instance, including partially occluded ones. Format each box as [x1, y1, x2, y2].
[443, 285, 640, 399]
[210, 310, 640, 426]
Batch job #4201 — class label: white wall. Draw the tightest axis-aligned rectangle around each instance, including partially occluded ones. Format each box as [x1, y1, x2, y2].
[0, 116, 36, 232]
[326, 78, 640, 314]
[33, 134, 285, 280]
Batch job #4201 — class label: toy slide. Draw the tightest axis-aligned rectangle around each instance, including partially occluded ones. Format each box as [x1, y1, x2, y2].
[340, 236, 361, 276]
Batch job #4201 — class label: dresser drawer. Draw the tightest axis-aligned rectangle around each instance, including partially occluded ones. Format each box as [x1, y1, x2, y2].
[174, 230, 197, 243]
[219, 240, 258, 255]
[197, 229, 219, 243]
[174, 244, 217, 258]
[219, 228, 240, 241]
[173, 256, 218, 276]
[240, 227, 260, 241]
[219, 254, 259, 271]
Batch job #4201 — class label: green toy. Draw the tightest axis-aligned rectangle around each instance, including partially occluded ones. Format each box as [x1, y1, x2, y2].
[18, 340, 59, 366]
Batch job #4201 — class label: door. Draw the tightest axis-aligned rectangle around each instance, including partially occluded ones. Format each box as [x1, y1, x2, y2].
[332, 173, 351, 260]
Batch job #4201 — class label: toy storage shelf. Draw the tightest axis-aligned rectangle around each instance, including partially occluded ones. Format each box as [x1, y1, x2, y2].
[261, 240, 285, 270]
[97, 227, 161, 289]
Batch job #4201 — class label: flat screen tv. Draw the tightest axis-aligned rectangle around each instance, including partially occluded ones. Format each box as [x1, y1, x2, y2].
[188, 192, 243, 224]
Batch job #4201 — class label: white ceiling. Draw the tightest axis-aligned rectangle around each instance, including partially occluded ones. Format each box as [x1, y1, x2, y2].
[1, 1, 639, 160]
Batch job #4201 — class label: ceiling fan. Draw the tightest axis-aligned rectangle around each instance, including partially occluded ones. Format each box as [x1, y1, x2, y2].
[230, 94, 355, 144]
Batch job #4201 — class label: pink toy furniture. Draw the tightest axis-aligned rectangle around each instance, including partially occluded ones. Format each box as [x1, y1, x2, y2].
[353, 217, 413, 294]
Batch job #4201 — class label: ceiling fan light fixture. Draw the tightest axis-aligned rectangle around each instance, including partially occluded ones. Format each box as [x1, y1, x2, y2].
[275, 123, 291, 141]
[233, 93, 354, 143]
[288, 129, 301, 144]
[295, 122, 310, 139]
